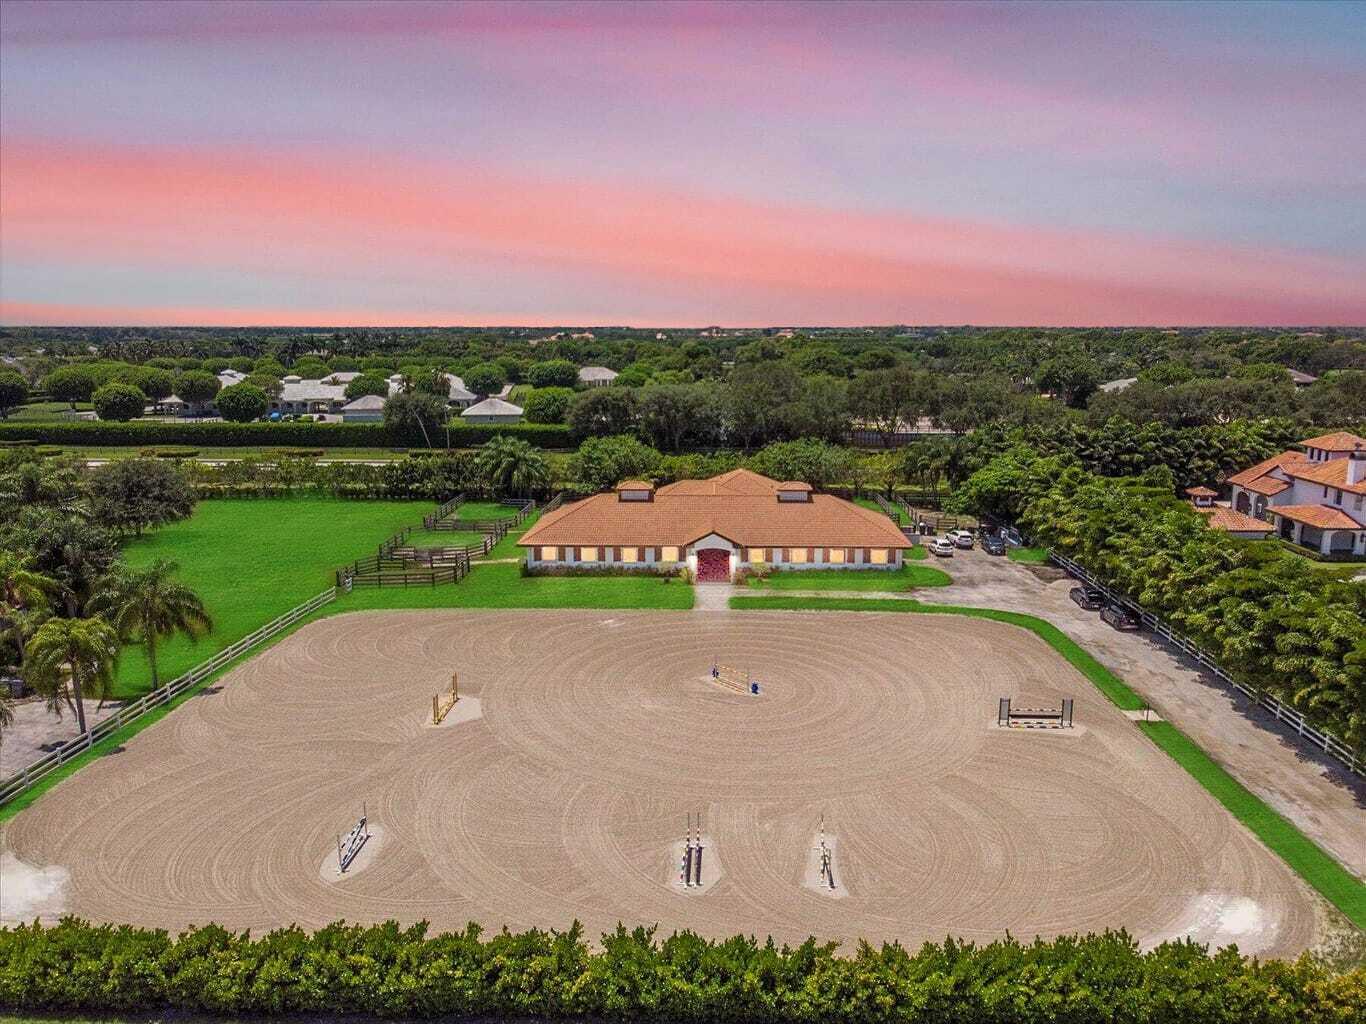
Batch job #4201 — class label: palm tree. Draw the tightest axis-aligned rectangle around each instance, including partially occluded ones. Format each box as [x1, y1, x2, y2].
[89, 560, 212, 690]
[25, 617, 119, 736]
[476, 437, 551, 497]
[0, 550, 58, 674]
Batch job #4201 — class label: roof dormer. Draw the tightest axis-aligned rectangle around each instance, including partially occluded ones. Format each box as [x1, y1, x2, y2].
[616, 480, 654, 502]
[1185, 485, 1217, 508]
[776, 481, 813, 502]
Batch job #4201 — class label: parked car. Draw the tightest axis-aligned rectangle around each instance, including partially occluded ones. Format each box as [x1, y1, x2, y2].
[1100, 603, 1142, 631]
[1069, 586, 1106, 610]
[981, 534, 1007, 556]
[947, 529, 975, 549]
[927, 537, 955, 557]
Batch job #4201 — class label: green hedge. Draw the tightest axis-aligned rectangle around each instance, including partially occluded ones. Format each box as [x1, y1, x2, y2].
[0, 420, 573, 449]
[1, 919, 1361, 1021]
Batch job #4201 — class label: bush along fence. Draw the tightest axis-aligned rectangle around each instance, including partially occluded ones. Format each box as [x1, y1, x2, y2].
[0, 588, 337, 809]
[1, 919, 1362, 1022]
[1050, 551, 1363, 778]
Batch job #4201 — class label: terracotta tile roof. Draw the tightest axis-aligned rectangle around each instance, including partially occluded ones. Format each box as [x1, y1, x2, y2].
[1282, 457, 1366, 496]
[1242, 477, 1292, 497]
[617, 480, 653, 490]
[777, 481, 813, 491]
[1196, 507, 1274, 533]
[1226, 451, 1305, 488]
[520, 471, 910, 549]
[1185, 486, 1217, 497]
[1269, 504, 1365, 530]
[1299, 431, 1366, 451]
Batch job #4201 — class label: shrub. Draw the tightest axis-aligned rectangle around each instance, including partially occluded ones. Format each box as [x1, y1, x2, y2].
[463, 362, 506, 396]
[0, 419, 574, 449]
[344, 372, 390, 401]
[0, 371, 30, 418]
[568, 434, 661, 491]
[522, 386, 575, 424]
[526, 358, 580, 389]
[91, 383, 147, 422]
[213, 383, 269, 423]
[88, 458, 196, 535]
[6, 918, 1356, 1020]
[42, 365, 101, 405]
[174, 370, 221, 407]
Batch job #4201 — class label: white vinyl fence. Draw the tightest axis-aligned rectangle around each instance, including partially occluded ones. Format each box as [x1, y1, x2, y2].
[1050, 551, 1363, 778]
[0, 587, 337, 807]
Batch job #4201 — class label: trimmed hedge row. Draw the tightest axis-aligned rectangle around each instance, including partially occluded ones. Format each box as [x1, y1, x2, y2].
[0, 419, 574, 449]
[1, 919, 1362, 1021]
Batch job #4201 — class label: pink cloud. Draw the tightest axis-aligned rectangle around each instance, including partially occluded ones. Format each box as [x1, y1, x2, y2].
[3, 137, 1363, 326]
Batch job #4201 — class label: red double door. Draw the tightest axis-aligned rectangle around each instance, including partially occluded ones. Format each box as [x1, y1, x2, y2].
[696, 548, 731, 583]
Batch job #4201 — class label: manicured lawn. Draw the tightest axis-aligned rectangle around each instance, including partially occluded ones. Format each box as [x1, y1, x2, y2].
[478, 509, 541, 559]
[401, 528, 487, 549]
[336, 562, 693, 611]
[115, 498, 429, 697]
[727, 593, 1366, 927]
[746, 564, 949, 591]
[450, 500, 522, 520]
[1007, 546, 1050, 564]
[9, 401, 93, 421]
[62, 445, 421, 461]
[853, 496, 905, 524]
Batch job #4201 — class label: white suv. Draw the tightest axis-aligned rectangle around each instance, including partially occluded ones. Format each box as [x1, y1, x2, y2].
[927, 537, 955, 557]
[947, 529, 975, 549]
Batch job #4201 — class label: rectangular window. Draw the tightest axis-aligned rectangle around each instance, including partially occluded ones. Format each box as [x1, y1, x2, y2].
[789, 547, 808, 563]
[1335, 490, 1343, 504]
[539, 546, 557, 561]
[660, 546, 679, 562]
[827, 547, 845, 564]
[750, 547, 766, 563]
[870, 548, 889, 564]
[580, 546, 598, 562]
[621, 546, 639, 563]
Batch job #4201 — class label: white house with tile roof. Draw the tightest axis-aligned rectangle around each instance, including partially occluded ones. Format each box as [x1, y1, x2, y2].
[1225, 432, 1366, 556]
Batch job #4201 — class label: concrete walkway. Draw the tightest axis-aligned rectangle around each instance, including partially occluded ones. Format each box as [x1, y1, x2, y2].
[692, 583, 739, 611]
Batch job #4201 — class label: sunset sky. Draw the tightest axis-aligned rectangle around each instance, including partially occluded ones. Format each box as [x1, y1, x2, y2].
[2, 0, 1364, 327]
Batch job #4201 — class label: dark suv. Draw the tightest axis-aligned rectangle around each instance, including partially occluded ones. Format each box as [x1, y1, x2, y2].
[1101, 604, 1142, 631]
[981, 534, 1007, 556]
[1069, 586, 1106, 610]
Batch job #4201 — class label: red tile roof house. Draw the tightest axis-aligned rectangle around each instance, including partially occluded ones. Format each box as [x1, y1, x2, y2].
[1222, 432, 1366, 557]
[518, 469, 913, 582]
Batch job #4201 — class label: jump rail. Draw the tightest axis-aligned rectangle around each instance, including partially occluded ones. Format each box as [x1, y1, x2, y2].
[0, 587, 338, 808]
[1049, 550, 1363, 778]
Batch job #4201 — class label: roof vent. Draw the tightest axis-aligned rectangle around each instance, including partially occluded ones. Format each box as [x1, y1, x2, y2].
[616, 480, 654, 502]
[776, 481, 813, 502]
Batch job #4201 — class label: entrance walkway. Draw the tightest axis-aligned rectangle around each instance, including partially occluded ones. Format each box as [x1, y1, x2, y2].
[692, 583, 739, 612]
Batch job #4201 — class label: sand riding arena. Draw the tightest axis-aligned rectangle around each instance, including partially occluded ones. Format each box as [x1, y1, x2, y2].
[1, 609, 1317, 956]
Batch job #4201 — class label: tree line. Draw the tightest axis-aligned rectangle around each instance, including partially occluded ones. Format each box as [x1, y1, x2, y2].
[948, 449, 1366, 754]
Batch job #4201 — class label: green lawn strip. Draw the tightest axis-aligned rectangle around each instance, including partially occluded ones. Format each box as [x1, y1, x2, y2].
[448, 500, 520, 520]
[728, 596, 1142, 709]
[904, 544, 928, 560]
[1138, 721, 1366, 929]
[399, 528, 487, 549]
[477, 510, 541, 560]
[747, 564, 950, 591]
[1006, 547, 1050, 564]
[728, 594, 1366, 927]
[114, 498, 430, 698]
[334, 562, 693, 611]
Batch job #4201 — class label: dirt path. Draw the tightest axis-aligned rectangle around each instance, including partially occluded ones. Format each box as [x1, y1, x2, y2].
[2, 610, 1317, 956]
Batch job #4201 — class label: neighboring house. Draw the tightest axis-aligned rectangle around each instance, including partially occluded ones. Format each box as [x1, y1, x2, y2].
[1288, 369, 1318, 387]
[460, 397, 524, 424]
[1098, 377, 1138, 394]
[443, 373, 478, 408]
[1184, 487, 1275, 540]
[517, 468, 913, 582]
[340, 395, 386, 422]
[271, 378, 349, 416]
[1224, 431, 1366, 557]
[578, 366, 618, 387]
